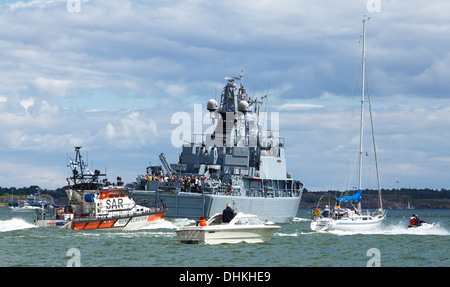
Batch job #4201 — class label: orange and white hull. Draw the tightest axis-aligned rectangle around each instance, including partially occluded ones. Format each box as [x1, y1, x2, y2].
[72, 211, 166, 230]
[35, 211, 167, 231]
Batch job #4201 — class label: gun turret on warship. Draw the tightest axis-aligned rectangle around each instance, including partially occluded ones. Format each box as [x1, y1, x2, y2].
[130, 73, 304, 223]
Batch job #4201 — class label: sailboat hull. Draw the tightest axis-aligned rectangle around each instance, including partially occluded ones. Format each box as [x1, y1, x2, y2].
[311, 213, 385, 232]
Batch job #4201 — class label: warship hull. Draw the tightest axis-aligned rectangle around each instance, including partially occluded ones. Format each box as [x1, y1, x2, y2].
[130, 190, 301, 223]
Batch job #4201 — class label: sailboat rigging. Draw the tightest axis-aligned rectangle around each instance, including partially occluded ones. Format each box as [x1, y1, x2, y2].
[311, 18, 386, 232]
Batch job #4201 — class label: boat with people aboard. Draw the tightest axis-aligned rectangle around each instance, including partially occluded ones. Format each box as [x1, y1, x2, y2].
[310, 18, 386, 232]
[175, 212, 280, 244]
[408, 214, 432, 228]
[129, 72, 304, 223]
[311, 201, 385, 232]
[10, 201, 40, 212]
[34, 147, 167, 230]
[9, 190, 52, 212]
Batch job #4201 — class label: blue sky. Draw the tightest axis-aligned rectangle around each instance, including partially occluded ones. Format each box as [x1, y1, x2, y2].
[0, 0, 449, 191]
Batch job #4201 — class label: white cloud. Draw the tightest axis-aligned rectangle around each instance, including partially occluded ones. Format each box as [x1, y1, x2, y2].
[19, 97, 35, 110]
[276, 103, 324, 110]
[105, 111, 158, 149]
[6, 0, 60, 10]
[0, 160, 65, 189]
[165, 84, 186, 98]
[0, 0, 449, 190]
[32, 77, 72, 97]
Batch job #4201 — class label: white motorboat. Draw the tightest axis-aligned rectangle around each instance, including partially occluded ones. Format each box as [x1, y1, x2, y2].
[175, 212, 280, 244]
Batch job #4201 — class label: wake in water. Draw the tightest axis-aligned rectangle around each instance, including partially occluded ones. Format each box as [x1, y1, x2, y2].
[98, 218, 197, 239]
[0, 216, 196, 233]
[292, 217, 310, 223]
[137, 218, 197, 230]
[379, 222, 450, 236]
[0, 218, 36, 232]
[327, 221, 450, 236]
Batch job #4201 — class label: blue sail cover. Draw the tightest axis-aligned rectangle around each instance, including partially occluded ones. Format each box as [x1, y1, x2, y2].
[337, 189, 362, 203]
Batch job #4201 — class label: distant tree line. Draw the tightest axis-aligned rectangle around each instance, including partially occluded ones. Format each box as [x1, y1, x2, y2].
[2, 185, 450, 201]
[0, 185, 68, 199]
[300, 188, 450, 209]
[302, 188, 450, 200]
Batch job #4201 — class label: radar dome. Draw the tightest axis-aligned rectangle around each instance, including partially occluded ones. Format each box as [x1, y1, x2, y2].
[207, 99, 218, 112]
[238, 100, 249, 113]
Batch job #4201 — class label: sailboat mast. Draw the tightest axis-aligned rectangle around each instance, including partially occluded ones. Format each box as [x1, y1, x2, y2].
[358, 18, 367, 194]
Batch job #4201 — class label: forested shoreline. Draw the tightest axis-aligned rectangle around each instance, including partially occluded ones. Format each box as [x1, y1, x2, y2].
[1, 185, 450, 209]
[300, 188, 450, 209]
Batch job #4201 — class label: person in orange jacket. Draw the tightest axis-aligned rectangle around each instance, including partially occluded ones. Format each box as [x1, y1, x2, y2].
[409, 214, 426, 227]
[198, 216, 207, 226]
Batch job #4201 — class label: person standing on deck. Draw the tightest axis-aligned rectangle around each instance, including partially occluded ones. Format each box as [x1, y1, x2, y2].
[222, 203, 235, 223]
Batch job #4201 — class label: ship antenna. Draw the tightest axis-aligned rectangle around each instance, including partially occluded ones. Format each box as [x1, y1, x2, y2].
[239, 70, 244, 87]
[264, 80, 270, 113]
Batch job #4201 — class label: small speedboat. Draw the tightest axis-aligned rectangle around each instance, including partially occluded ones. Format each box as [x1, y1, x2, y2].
[175, 212, 280, 244]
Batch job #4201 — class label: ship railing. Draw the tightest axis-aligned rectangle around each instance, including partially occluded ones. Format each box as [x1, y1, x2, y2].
[134, 198, 167, 210]
[158, 182, 181, 192]
[209, 185, 241, 196]
[35, 204, 57, 220]
[207, 186, 302, 198]
[179, 229, 201, 243]
[246, 188, 300, 198]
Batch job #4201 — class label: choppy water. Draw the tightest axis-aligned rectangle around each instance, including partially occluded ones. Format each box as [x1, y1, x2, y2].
[1, 207, 449, 267]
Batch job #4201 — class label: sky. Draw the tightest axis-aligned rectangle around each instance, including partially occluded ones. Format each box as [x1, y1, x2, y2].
[0, 0, 449, 191]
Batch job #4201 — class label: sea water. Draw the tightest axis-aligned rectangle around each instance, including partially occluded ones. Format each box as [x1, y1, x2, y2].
[0, 207, 449, 267]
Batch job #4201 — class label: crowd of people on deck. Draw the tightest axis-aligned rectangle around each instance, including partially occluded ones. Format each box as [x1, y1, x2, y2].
[141, 174, 227, 193]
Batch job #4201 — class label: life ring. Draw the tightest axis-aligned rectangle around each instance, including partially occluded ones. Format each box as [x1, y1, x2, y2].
[313, 209, 321, 216]
[56, 207, 65, 216]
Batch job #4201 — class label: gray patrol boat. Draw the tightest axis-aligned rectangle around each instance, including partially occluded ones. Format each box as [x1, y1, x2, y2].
[130, 73, 304, 223]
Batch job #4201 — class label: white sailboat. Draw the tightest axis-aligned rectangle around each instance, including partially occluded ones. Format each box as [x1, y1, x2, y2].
[311, 18, 386, 232]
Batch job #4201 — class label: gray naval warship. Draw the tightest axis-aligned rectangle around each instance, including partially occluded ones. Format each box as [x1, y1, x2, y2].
[130, 73, 304, 223]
